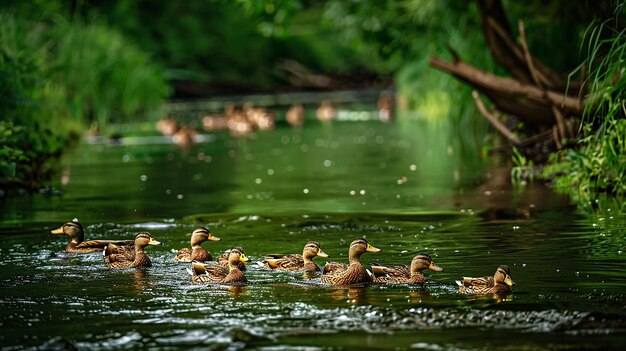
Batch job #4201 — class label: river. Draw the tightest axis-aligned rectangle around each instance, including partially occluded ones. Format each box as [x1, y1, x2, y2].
[1, 114, 624, 350]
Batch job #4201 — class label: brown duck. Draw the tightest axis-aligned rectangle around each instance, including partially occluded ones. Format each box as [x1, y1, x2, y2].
[188, 247, 249, 284]
[321, 238, 381, 285]
[103, 232, 162, 269]
[372, 253, 443, 284]
[216, 247, 247, 271]
[262, 241, 329, 272]
[50, 219, 133, 254]
[173, 227, 221, 263]
[456, 265, 515, 295]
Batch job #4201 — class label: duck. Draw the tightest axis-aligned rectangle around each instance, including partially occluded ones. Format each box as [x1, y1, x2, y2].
[261, 241, 329, 272]
[216, 247, 247, 271]
[320, 238, 381, 285]
[50, 219, 133, 254]
[173, 227, 221, 263]
[371, 253, 443, 284]
[316, 100, 336, 122]
[156, 118, 178, 136]
[286, 103, 305, 127]
[172, 125, 197, 148]
[187, 247, 249, 284]
[456, 265, 515, 295]
[103, 232, 162, 269]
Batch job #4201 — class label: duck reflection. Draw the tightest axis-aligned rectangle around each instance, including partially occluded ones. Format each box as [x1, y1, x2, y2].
[133, 269, 148, 294]
[408, 290, 432, 304]
[329, 286, 366, 305]
[227, 285, 246, 298]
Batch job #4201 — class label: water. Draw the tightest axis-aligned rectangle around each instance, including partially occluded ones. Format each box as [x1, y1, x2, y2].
[1, 119, 625, 350]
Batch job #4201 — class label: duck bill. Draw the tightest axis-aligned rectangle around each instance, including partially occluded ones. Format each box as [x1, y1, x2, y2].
[505, 275, 515, 286]
[50, 226, 64, 234]
[316, 250, 329, 258]
[366, 244, 381, 253]
[429, 262, 444, 272]
[207, 235, 221, 242]
[148, 238, 163, 246]
[239, 254, 250, 264]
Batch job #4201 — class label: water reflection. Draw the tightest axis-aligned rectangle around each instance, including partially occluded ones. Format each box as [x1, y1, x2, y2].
[329, 287, 366, 305]
[1, 115, 625, 350]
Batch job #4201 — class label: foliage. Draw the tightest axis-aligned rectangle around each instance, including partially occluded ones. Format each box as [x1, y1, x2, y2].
[0, 11, 169, 192]
[543, 3, 626, 203]
[47, 19, 170, 128]
[511, 147, 535, 186]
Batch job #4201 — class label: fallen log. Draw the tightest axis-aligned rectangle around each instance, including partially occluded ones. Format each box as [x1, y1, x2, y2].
[429, 56, 585, 117]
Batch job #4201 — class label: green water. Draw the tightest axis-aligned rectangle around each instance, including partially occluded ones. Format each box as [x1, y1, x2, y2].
[1, 120, 625, 350]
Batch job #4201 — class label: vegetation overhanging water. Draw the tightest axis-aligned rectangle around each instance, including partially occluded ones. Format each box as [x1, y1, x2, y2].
[1, 119, 625, 350]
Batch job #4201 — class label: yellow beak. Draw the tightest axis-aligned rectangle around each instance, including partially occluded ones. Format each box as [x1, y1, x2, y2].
[316, 249, 329, 258]
[239, 253, 250, 263]
[366, 243, 382, 253]
[148, 238, 163, 246]
[505, 275, 515, 286]
[51, 227, 64, 234]
[429, 261, 444, 272]
[207, 235, 221, 242]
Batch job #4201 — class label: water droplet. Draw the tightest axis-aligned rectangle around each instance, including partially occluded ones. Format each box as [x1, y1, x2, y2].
[122, 154, 130, 163]
[140, 175, 148, 181]
[267, 169, 274, 175]
[410, 164, 417, 171]
[255, 178, 262, 184]
[349, 190, 356, 196]
[513, 225, 520, 230]
[360, 190, 366, 195]
[300, 144, 309, 152]
[323, 160, 332, 167]
[176, 194, 184, 200]
[303, 188, 309, 194]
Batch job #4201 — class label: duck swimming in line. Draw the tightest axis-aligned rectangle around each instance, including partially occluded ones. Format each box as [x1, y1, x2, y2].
[50, 219, 133, 254]
[372, 253, 443, 284]
[173, 227, 221, 263]
[103, 232, 162, 269]
[188, 247, 249, 284]
[321, 238, 381, 285]
[261, 241, 329, 272]
[456, 265, 515, 295]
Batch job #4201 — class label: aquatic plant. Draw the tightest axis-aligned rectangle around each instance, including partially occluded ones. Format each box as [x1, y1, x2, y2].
[543, 3, 626, 203]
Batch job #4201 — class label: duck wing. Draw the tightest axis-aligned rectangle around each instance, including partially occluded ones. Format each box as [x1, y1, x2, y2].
[78, 239, 134, 249]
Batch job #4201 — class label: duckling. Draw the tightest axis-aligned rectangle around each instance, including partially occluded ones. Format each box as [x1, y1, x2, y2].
[202, 114, 228, 131]
[174, 227, 221, 263]
[50, 219, 133, 254]
[377, 91, 394, 122]
[372, 253, 443, 284]
[321, 238, 381, 285]
[261, 241, 329, 272]
[187, 247, 249, 284]
[156, 118, 178, 136]
[216, 247, 247, 271]
[227, 110, 254, 138]
[286, 103, 305, 127]
[103, 232, 162, 269]
[172, 125, 197, 148]
[316, 100, 336, 122]
[456, 265, 515, 295]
